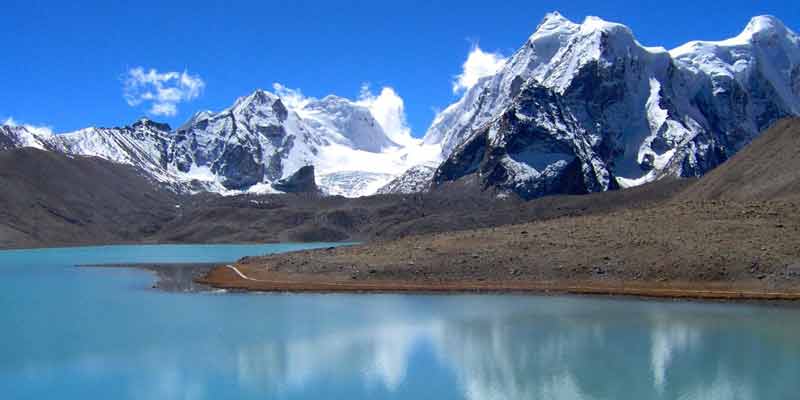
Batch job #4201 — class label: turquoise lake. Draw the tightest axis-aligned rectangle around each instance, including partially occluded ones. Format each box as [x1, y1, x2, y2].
[1, 244, 799, 399]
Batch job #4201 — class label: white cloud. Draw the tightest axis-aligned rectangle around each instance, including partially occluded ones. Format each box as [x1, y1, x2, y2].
[123, 67, 205, 117]
[452, 45, 507, 94]
[149, 103, 177, 117]
[2, 116, 54, 137]
[356, 84, 414, 145]
[272, 83, 311, 110]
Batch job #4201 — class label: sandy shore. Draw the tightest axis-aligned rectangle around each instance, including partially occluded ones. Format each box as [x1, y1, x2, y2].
[195, 267, 800, 301]
[196, 199, 800, 301]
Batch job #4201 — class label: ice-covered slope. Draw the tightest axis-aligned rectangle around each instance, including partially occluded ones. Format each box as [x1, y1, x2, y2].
[376, 164, 438, 195]
[52, 119, 174, 183]
[429, 13, 800, 199]
[301, 95, 399, 152]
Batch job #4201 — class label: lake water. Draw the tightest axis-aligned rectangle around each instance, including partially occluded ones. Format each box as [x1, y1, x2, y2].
[1, 244, 799, 399]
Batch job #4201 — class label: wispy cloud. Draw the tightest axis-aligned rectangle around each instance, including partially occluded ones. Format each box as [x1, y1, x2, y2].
[123, 67, 205, 117]
[2, 116, 54, 136]
[272, 83, 311, 110]
[273, 82, 414, 146]
[452, 45, 507, 94]
[356, 84, 413, 145]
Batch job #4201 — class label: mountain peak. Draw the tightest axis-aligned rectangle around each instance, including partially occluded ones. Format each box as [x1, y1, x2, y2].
[233, 89, 280, 110]
[540, 11, 570, 26]
[531, 11, 579, 40]
[250, 88, 278, 104]
[132, 118, 171, 132]
[743, 15, 788, 37]
[580, 16, 634, 38]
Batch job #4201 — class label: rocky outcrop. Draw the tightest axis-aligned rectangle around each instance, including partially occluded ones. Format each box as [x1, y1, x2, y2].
[377, 164, 437, 194]
[271, 165, 320, 194]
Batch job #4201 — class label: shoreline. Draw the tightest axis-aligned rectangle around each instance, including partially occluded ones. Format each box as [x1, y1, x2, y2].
[196, 267, 800, 303]
[77, 262, 800, 304]
[1, 239, 293, 252]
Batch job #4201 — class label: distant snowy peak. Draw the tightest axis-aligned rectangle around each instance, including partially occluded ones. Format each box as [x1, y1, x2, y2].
[5, 86, 433, 197]
[167, 87, 417, 194]
[670, 15, 800, 114]
[170, 88, 319, 190]
[672, 15, 798, 57]
[302, 95, 399, 152]
[51, 119, 174, 182]
[0, 125, 53, 150]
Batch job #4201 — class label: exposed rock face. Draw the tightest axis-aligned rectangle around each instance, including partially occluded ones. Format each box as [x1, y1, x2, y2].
[377, 164, 437, 194]
[170, 90, 317, 191]
[0, 127, 19, 151]
[271, 165, 319, 193]
[429, 13, 800, 199]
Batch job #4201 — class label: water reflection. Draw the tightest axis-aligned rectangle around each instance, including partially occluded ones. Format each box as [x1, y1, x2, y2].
[235, 322, 440, 394]
[203, 297, 800, 400]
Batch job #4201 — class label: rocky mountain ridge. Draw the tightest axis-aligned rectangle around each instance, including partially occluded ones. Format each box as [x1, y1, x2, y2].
[2, 90, 438, 196]
[427, 13, 800, 199]
[2, 12, 798, 200]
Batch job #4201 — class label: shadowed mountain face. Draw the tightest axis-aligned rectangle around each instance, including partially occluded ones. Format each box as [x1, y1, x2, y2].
[678, 117, 800, 202]
[0, 145, 693, 249]
[0, 148, 180, 248]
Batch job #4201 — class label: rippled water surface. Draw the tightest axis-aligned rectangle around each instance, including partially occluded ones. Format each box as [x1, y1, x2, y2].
[1, 244, 799, 399]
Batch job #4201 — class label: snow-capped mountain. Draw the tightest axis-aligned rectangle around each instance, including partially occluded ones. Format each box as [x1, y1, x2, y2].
[53, 120, 174, 182]
[0, 125, 54, 151]
[2, 12, 797, 200]
[166, 89, 440, 195]
[427, 13, 800, 199]
[1, 89, 441, 197]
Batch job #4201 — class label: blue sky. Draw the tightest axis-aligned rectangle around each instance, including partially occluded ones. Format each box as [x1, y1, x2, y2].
[1, 0, 797, 136]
